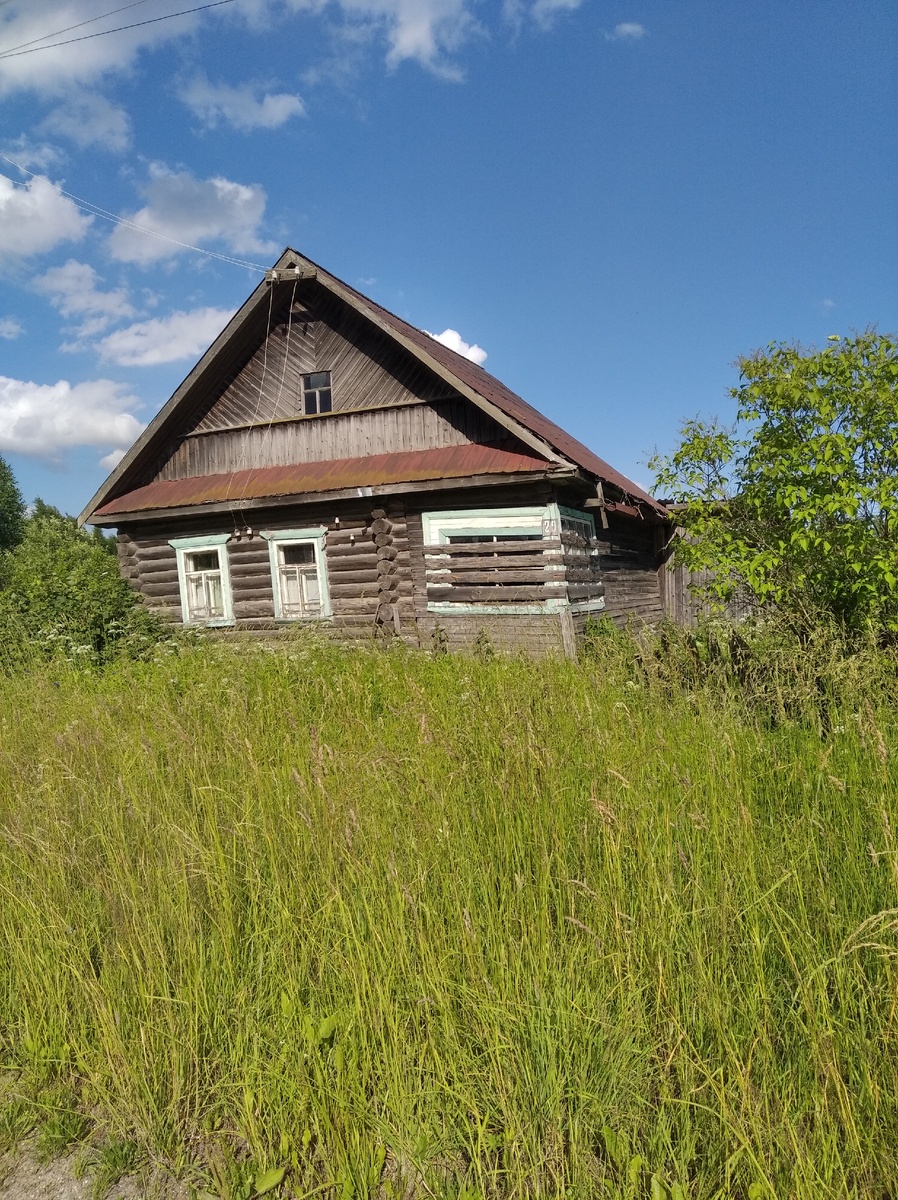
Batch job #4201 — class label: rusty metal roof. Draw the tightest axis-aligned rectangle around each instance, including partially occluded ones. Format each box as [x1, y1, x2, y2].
[81, 246, 668, 525]
[95, 443, 557, 517]
[311, 260, 666, 515]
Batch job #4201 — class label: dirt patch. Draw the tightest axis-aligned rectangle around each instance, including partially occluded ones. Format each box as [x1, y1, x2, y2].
[0, 1147, 185, 1200]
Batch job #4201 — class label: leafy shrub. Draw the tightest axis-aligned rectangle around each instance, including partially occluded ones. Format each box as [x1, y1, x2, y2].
[0, 504, 163, 669]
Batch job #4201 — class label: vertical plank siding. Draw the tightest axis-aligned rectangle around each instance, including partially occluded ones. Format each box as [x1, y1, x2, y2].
[155, 399, 510, 482]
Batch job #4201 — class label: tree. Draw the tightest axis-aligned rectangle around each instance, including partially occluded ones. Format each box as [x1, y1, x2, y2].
[651, 331, 898, 632]
[0, 454, 25, 554]
[0, 504, 161, 665]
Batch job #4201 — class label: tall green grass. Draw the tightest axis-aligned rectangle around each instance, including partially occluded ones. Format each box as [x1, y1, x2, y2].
[0, 633, 896, 1198]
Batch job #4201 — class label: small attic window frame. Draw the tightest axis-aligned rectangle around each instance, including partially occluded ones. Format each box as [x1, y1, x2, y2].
[301, 371, 333, 416]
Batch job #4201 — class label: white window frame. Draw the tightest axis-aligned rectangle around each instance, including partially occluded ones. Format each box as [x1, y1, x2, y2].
[558, 505, 606, 615]
[423, 505, 563, 615]
[422, 504, 606, 616]
[261, 527, 331, 621]
[169, 534, 234, 626]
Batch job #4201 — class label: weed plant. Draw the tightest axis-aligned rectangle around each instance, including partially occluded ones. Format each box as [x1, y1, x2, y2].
[0, 631, 896, 1198]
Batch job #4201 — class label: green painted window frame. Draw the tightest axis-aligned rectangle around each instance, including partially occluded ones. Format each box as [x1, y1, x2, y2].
[261, 527, 331, 621]
[422, 505, 568, 615]
[168, 533, 234, 626]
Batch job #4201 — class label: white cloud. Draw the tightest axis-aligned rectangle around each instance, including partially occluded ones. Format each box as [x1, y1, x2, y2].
[821, 298, 836, 313]
[0, 173, 91, 259]
[99, 447, 127, 471]
[180, 75, 305, 130]
[605, 22, 646, 41]
[41, 93, 132, 152]
[290, 0, 480, 77]
[33, 260, 135, 336]
[0, 375, 144, 461]
[0, 318, 23, 340]
[0, 2, 205, 97]
[97, 307, 236, 367]
[531, 0, 583, 30]
[108, 165, 275, 265]
[427, 327, 488, 365]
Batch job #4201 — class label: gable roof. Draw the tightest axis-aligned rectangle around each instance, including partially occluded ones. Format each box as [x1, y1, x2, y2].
[80, 248, 666, 523]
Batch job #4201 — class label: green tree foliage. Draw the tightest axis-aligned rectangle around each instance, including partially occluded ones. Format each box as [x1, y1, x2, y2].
[0, 454, 25, 555]
[651, 331, 898, 631]
[0, 502, 161, 666]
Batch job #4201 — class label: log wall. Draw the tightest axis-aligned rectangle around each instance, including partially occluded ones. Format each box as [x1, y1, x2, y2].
[592, 513, 665, 627]
[117, 498, 420, 645]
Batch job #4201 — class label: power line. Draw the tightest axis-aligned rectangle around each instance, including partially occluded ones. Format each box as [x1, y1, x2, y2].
[0, 0, 158, 59]
[0, 153, 268, 272]
[0, 0, 238, 60]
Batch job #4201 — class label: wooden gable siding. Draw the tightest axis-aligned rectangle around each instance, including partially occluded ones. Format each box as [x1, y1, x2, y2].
[191, 284, 456, 435]
[153, 398, 515, 482]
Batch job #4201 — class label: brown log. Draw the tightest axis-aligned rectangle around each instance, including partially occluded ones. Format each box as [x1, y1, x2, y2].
[374, 532, 394, 548]
[139, 568, 180, 586]
[421, 538, 561, 554]
[426, 585, 555, 603]
[371, 518, 392, 535]
[321, 571, 379, 590]
[325, 553, 379, 573]
[426, 569, 566, 585]
[325, 542, 376, 559]
[139, 583, 182, 600]
[423, 551, 560, 570]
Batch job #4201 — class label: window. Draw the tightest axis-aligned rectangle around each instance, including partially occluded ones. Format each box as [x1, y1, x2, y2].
[302, 371, 332, 416]
[262, 528, 331, 621]
[422, 506, 563, 614]
[169, 534, 234, 626]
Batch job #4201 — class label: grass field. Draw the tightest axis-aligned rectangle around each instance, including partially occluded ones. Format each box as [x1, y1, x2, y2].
[0, 631, 896, 1199]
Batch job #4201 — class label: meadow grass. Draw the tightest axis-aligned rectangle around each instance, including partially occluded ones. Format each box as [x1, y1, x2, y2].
[0, 631, 896, 1198]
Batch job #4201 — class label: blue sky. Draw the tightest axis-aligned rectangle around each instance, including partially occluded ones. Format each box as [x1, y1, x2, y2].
[0, 0, 895, 516]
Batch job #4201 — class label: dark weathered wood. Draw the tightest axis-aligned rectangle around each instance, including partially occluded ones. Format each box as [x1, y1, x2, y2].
[422, 538, 561, 554]
[426, 568, 566, 585]
[426, 585, 560, 603]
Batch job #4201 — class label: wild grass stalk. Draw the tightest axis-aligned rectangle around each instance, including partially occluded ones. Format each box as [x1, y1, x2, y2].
[0, 633, 895, 1197]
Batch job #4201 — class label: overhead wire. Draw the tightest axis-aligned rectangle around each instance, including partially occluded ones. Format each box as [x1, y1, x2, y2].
[0, 0, 158, 59]
[0, 0, 238, 59]
[0, 153, 268, 272]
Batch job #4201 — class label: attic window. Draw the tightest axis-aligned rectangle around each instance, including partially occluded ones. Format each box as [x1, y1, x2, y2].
[302, 371, 332, 415]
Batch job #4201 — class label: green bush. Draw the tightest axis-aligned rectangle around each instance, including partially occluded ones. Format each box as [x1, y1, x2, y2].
[0, 505, 163, 668]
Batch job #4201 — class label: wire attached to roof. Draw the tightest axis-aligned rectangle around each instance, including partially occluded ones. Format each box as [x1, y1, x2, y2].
[0, 153, 268, 272]
[0, 0, 238, 60]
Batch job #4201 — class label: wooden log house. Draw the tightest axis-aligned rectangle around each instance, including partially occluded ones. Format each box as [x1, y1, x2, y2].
[80, 249, 671, 653]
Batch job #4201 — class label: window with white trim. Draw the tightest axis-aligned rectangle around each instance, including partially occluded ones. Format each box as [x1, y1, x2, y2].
[262, 528, 331, 621]
[169, 534, 234, 626]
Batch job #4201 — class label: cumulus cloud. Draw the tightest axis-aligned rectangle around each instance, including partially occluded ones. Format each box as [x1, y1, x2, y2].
[108, 165, 275, 265]
[34, 260, 135, 336]
[289, 0, 480, 77]
[0, 318, 23, 340]
[0, 173, 92, 258]
[605, 22, 646, 41]
[0, 375, 144, 461]
[99, 447, 127, 471]
[181, 75, 305, 130]
[427, 327, 487, 365]
[41, 93, 132, 152]
[0, 1, 205, 97]
[530, 0, 583, 30]
[97, 307, 236, 367]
